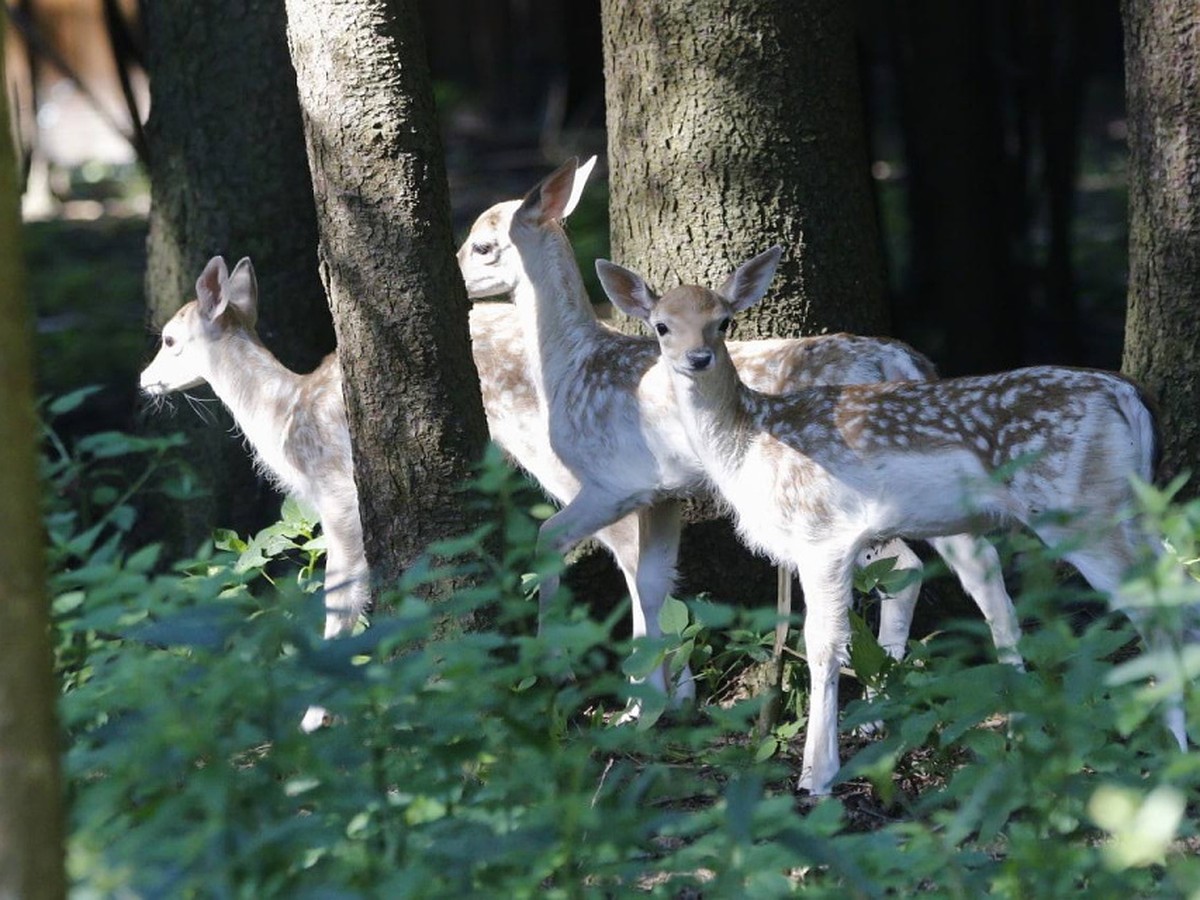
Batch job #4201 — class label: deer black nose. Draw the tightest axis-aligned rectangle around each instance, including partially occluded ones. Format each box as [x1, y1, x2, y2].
[686, 349, 714, 371]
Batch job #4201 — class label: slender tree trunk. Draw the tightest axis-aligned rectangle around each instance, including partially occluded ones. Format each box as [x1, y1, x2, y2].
[0, 20, 66, 897]
[141, 0, 333, 550]
[285, 0, 491, 600]
[601, 0, 887, 341]
[1120, 0, 1200, 497]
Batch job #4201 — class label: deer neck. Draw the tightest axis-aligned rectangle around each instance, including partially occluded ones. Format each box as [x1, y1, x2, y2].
[205, 332, 307, 476]
[670, 350, 752, 483]
[512, 225, 599, 395]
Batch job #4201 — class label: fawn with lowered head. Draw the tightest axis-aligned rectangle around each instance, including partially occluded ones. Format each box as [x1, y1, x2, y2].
[458, 157, 1023, 714]
[596, 245, 1189, 795]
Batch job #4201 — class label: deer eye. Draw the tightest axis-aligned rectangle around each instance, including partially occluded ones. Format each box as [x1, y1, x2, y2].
[163, 335, 176, 349]
[654, 323, 669, 336]
[472, 241, 495, 257]
[717, 317, 733, 334]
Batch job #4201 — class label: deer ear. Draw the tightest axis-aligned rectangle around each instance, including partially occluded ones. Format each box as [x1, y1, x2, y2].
[595, 259, 658, 322]
[561, 155, 597, 220]
[223, 258, 259, 328]
[718, 245, 783, 313]
[517, 157, 581, 225]
[196, 256, 230, 321]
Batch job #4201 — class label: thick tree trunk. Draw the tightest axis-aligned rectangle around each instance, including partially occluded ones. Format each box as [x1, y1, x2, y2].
[1120, 0, 1200, 498]
[599, 0, 888, 615]
[141, 0, 333, 550]
[0, 21, 66, 896]
[601, 0, 887, 342]
[285, 0, 491, 599]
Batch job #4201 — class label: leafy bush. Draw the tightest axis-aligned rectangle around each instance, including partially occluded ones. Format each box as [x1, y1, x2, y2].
[45, 397, 1200, 898]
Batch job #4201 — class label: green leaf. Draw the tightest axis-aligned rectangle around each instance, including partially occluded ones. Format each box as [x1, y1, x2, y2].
[213, 528, 246, 553]
[46, 385, 104, 417]
[280, 495, 319, 530]
[658, 596, 690, 636]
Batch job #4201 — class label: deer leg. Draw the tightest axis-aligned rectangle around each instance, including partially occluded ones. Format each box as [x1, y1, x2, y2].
[859, 538, 923, 662]
[929, 534, 1024, 668]
[854, 539, 922, 738]
[1047, 523, 1189, 751]
[795, 547, 855, 796]
[536, 486, 647, 635]
[635, 500, 689, 701]
[301, 500, 370, 734]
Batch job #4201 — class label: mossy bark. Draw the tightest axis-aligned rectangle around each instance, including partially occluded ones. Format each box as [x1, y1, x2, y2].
[285, 0, 491, 600]
[1120, 0, 1200, 498]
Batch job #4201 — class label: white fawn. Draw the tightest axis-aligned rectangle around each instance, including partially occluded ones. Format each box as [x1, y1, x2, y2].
[458, 157, 1023, 711]
[595, 245, 1189, 794]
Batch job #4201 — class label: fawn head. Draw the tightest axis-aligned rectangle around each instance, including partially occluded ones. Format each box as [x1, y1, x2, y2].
[139, 255, 259, 395]
[595, 246, 783, 375]
[457, 155, 597, 298]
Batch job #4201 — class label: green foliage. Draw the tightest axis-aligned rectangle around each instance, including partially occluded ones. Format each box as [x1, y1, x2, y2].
[44, 401, 1200, 897]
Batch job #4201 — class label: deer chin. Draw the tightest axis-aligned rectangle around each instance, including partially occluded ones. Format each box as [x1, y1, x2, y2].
[139, 372, 206, 395]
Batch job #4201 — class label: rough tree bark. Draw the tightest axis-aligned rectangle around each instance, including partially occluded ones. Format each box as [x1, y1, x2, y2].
[0, 19, 66, 897]
[601, 0, 887, 342]
[285, 0, 491, 598]
[141, 0, 334, 549]
[1120, 0, 1200, 498]
[600, 0, 887, 608]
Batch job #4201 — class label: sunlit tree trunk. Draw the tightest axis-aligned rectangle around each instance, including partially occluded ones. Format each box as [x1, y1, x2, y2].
[1120, 0, 1200, 497]
[0, 19, 66, 898]
[142, 0, 333, 548]
[285, 0, 491, 603]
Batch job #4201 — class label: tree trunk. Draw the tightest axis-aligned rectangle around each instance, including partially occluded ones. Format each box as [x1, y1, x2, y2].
[285, 0, 491, 600]
[141, 0, 334, 550]
[1120, 0, 1200, 498]
[0, 20, 66, 896]
[600, 0, 888, 608]
[601, 0, 887, 341]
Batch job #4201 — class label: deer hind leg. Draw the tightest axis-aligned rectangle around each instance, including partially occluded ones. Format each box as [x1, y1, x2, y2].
[795, 546, 856, 796]
[929, 534, 1024, 668]
[1049, 523, 1189, 751]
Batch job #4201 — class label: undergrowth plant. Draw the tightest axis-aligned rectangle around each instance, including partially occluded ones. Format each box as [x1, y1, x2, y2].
[44, 393, 1200, 898]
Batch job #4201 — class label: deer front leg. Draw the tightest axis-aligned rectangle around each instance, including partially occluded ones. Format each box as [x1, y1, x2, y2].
[860, 538, 923, 662]
[301, 499, 370, 733]
[535, 485, 648, 635]
[320, 503, 370, 640]
[796, 549, 855, 796]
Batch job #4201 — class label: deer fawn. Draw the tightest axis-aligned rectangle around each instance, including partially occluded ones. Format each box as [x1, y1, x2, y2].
[458, 157, 1023, 714]
[596, 245, 1189, 794]
[140, 256, 366, 732]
